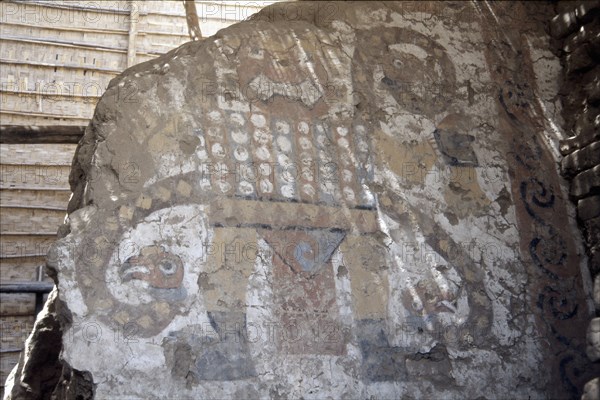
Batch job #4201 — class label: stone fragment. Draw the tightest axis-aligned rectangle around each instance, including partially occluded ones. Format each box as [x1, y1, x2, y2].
[584, 216, 600, 247]
[588, 318, 600, 362]
[566, 44, 595, 75]
[559, 116, 600, 155]
[550, 11, 578, 39]
[582, 377, 600, 400]
[570, 164, 600, 200]
[578, 195, 600, 221]
[563, 22, 600, 53]
[573, 105, 599, 137]
[575, 1, 600, 24]
[580, 67, 600, 107]
[561, 141, 600, 178]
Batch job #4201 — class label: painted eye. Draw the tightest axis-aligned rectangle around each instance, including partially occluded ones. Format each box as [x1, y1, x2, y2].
[158, 259, 178, 275]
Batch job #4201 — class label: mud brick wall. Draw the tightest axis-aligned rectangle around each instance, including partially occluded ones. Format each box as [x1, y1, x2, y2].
[550, 1, 600, 397]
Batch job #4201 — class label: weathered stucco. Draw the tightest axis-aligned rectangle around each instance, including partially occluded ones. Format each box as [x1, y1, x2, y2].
[5, 1, 599, 399]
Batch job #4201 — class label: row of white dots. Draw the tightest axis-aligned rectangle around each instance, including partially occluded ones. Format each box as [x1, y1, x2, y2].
[202, 111, 370, 202]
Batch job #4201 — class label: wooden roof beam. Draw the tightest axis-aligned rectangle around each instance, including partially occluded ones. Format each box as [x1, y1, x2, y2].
[0, 125, 85, 144]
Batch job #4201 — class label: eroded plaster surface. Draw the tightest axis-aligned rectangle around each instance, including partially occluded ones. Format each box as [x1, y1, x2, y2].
[5, 2, 599, 399]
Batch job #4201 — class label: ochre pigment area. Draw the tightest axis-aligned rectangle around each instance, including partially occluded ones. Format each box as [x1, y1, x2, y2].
[5, 2, 599, 399]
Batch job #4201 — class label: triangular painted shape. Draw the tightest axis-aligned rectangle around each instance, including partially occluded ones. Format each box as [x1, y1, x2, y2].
[258, 229, 346, 273]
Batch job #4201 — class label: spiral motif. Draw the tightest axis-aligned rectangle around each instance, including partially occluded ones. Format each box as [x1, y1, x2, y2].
[559, 352, 588, 397]
[537, 285, 578, 325]
[529, 232, 567, 279]
[520, 178, 555, 223]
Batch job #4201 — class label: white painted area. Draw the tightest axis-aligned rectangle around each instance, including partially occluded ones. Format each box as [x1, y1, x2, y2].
[13, 4, 581, 399]
[106, 205, 211, 306]
[389, 43, 429, 60]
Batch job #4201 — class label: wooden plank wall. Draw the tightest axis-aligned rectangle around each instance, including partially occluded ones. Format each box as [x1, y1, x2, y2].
[0, 143, 74, 392]
[1, 0, 275, 125]
[0, 1, 279, 394]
